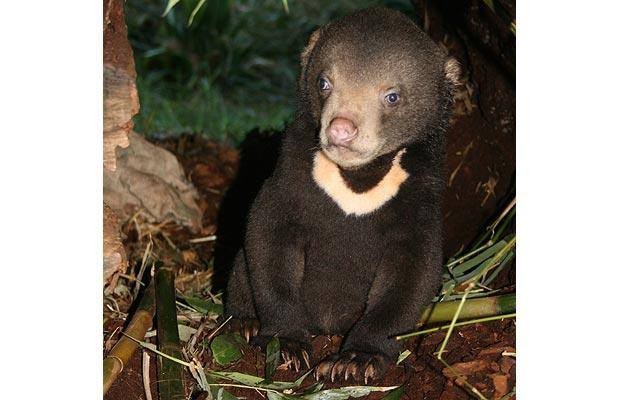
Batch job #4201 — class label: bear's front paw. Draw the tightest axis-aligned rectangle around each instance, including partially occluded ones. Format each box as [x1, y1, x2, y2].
[314, 351, 388, 384]
[225, 318, 260, 342]
[251, 336, 312, 372]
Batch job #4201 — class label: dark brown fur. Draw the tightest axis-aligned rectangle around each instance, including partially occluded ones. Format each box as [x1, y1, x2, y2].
[225, 7, 458, 382]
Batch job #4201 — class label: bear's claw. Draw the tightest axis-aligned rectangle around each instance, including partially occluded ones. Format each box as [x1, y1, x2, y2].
[314, 351, 388, 384]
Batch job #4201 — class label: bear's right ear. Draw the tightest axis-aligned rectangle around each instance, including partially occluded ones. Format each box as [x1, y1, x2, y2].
[299, 28, 322, 84]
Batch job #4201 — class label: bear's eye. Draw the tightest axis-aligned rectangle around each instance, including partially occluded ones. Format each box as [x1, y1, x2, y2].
[385, 92, 400, 105]
[318, 77, 331, 91]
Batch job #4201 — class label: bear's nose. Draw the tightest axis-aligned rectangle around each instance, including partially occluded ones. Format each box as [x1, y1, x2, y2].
[327, 117, 358, 146]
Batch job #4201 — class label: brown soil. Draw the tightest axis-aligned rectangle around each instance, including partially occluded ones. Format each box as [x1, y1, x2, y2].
[105, 315, 515, 400]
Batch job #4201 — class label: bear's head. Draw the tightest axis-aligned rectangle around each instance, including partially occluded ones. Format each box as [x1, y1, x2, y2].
[298, 7, 459, 169]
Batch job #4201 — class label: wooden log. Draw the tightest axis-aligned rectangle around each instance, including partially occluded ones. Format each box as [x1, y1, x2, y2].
[103, 0, 138, 172]
[103, 204, 127, 293]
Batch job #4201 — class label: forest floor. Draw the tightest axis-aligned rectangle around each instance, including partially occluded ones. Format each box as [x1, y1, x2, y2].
[103, 134, 515, 400]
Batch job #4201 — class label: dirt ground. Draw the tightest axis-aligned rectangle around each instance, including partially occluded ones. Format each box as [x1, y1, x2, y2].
[105, 317, 515, 400]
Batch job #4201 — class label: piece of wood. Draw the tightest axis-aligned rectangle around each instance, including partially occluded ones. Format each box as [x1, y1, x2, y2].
[103, 204, 128, 292]
[103, 66, 137, 171]
[103, 0, 139, 172]
[102, 0, 202, 231]
[103, 280, 156, 394]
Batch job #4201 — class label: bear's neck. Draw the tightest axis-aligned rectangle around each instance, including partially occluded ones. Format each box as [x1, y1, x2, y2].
[338, 149, 402, 193]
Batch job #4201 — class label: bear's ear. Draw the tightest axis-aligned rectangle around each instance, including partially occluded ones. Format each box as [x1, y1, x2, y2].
[300, 28, 322, 82]
[444, 57, 461, 87]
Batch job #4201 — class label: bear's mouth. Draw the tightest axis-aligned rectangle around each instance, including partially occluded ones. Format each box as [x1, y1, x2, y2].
[320, 143, 379, 170]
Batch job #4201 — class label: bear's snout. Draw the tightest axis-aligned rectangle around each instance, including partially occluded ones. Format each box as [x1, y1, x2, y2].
[327, 117, 358, 146]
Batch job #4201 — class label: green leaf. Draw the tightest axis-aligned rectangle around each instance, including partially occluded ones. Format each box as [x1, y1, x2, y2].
[210, 334, 243, 366]
[162, 0, 181, 17]
[450, 240, 508, 276]
[301, 385, 398, 400]
[207, 371, 265, 386]
[267, 392, 295, 400]
[293, 370, 314, 387]
[453, 238, 515, 286]
[267, 393, 283, 400]
[188, 0, 207, 26]
[183, 295, 223, 316]
[396, 350, 411, 365]
[213, 387, 239, 400]
[258, 370, 313, 390]
[300, 382, 324, 395]
[178, 324, 198, 342]
[281, 0, 290, 14]
[381, 386, 404, 400]
[208, 369, 314, 391]
[265, 337, 280, 380]
[483, 250, 515, 286]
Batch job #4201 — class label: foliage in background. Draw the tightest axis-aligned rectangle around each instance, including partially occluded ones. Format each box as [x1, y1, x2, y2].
[126, 0, 416, 143]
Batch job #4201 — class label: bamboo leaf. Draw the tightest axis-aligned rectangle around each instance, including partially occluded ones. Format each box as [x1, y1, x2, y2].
[214, 387, 239, 400]
[299, 382, 324, 395]
[265, 337, 280, 381]
[260, 370, 313, 390]
[208, 369, 312, 391]
[184, 294, 223, 316]
[450, 240, 508, 276]
[281, 0, 290, 14]
[178, 324, 198, 342]
[210, 334, 243, 366]
[293, 370, 314, 387]
[188, 0, 207, 26]
[396, 350, 411, 365]
[483, 251, 515, 286]
[162, 0, 181, 17]
[300, 385, 398, 400]
[381, 386, 404, 400]
[267, 392, 295, 400]
[208, 371, 265, 386]
[451, 240, 514, 287]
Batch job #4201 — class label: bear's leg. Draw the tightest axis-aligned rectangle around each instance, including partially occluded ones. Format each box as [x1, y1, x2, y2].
[316, 239, 442, 383]
[244, 219, 313, 371]
[224, 249, 259, 342]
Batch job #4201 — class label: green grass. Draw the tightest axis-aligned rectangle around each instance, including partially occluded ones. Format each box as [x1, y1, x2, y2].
[135, 75, 293, 142]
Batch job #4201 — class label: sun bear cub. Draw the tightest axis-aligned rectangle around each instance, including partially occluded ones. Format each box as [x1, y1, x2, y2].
[225, 7, 459, 383]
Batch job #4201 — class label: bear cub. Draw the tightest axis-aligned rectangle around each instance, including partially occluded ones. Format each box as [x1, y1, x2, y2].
[224, 7, 459, 383]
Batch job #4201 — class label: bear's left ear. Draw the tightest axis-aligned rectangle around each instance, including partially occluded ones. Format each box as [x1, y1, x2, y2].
[444, 57, 461, 87]
[299, 28, 323, 85]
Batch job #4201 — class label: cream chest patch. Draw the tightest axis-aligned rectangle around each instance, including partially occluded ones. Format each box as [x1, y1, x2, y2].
[312, 149, 408, 216]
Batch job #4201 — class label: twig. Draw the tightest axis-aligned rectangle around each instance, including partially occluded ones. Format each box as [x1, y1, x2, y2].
[142, 350, 154, 400]
[133, 236, 153, 300]
[396, 313, 516, 340]
[207, 315, 232, 342]
[188, 235, 217, 244]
